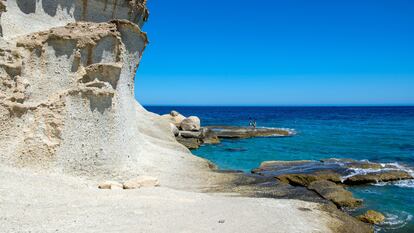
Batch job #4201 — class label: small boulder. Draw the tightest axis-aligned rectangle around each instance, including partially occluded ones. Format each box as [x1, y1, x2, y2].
[170, 110, 179, 117]
[98, 181, 124, 190]
[123, 176, 160, 189]
[181, 117, 201, 131]
[357, 210, 385, 224]
[188, 116, 201, 127]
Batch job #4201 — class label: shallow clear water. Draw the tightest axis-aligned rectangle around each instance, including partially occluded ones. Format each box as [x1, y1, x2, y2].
[146, 106, 414, 232]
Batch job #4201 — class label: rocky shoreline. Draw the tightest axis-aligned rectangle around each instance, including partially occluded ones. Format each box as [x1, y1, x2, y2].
[162, 110, 294, 149]
[204, 158, 413, 231]
[161, 111, 414, 231]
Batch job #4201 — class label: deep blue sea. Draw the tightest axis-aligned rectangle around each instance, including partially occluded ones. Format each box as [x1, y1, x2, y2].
[146, 106, 414, 233]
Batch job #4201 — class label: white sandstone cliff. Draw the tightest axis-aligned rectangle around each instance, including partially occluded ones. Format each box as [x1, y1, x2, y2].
[0, 0, 210, 188]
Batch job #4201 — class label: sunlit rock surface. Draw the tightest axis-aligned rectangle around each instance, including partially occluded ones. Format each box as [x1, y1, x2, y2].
[0, 0, 211, 188]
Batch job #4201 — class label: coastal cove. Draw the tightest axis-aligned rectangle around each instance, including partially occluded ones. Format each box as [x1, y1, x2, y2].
[147, 106, 414, 233]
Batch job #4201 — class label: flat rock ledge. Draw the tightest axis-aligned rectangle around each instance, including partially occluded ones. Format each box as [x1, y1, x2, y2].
[162, 110, 294, 149]
[251, 158, 413, 211]
[206, 125, 295, 139]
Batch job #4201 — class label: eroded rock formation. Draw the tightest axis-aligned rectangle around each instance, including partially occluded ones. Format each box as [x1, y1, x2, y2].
[0, 0, 208, 187]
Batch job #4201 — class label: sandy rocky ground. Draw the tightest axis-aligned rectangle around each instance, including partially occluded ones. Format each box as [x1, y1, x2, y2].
[0, 1, 370, 232]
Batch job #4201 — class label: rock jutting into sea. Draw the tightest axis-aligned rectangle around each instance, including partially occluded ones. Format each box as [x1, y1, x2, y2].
[162, 110, 294, 149]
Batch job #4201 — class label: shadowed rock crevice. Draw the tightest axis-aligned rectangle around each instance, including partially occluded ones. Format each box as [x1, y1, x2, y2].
[16, 0, 36, 14]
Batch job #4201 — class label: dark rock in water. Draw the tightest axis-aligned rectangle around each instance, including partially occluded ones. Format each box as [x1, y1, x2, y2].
[308, 180, 362, 208]
[224, 148, 248, 152]
[276, 171, 342, 187]
[206, 126, 294, 139]
[175, 136, 201, 150]
[344, 170, 413, 185]
[357, 210, 385, 224]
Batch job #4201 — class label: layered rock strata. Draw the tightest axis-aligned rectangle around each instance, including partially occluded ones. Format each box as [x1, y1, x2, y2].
[0, 0, 210, 188]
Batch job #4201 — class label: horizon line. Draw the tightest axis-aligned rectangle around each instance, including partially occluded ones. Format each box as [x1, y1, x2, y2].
[143, 104, 414, 107]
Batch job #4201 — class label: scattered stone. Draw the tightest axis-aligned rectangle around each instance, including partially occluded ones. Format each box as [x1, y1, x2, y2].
[123, 176, 160, 189]
[98, 181, 124, 190]
[344, 170, 413, 185]
[308, 180, 362, 208]
[357, 210, 385, 224]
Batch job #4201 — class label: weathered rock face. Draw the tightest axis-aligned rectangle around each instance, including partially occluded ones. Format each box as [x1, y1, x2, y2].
[0, 1, 207, 186]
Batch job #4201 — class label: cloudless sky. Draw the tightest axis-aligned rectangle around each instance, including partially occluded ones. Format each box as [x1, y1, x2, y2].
[135, 0, 414, 106]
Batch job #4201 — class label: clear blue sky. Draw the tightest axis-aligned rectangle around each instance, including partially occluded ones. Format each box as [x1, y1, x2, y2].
[135, 0, 414, 106]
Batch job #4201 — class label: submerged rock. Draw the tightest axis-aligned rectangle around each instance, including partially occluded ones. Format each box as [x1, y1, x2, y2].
[357, 210, 385, 224]
[308, 180, 362, 208]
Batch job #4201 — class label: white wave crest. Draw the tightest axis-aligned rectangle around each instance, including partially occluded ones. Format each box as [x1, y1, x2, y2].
[381, 212, 413, 230]
[340, 161, 414, 184]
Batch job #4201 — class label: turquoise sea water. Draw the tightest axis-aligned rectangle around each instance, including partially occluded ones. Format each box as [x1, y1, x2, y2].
[146, 106, 414, 233]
